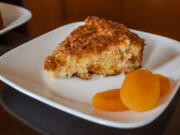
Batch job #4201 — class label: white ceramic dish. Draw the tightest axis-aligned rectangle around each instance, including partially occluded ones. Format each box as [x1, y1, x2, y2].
[0, 22, 180, 129]
[0, 2, 32, 35]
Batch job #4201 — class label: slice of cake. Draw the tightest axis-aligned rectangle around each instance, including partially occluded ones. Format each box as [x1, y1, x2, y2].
[0, 10, 3, 30]
[44, 16, 145, 80]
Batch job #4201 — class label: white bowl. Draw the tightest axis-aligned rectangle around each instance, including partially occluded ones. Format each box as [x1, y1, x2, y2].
[0, 2, 32, 35]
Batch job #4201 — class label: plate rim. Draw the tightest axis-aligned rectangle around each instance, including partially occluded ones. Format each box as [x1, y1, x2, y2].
[2, 74, 180, 129]
[0, 22, 180, 129]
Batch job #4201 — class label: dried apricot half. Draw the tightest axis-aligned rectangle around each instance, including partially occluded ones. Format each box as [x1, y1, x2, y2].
[154, 74, 170, 96]
[93, 89, 128, 111]
[120, 70, 160, 111]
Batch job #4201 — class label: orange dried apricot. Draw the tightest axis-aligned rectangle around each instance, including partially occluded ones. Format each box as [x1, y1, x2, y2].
[92, 89, 128, 111]
[120, 70, 160, 111]
[154, 74, 170, 96]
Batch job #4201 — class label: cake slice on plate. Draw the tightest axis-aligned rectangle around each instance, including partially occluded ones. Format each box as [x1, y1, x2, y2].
[44, 16, 145, 80]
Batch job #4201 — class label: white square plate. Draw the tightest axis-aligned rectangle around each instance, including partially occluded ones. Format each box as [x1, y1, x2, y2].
[0, 2, 32, 35]
[0, 22, 180, 129]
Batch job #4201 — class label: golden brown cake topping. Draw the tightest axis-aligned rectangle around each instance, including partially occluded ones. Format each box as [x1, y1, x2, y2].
[53, 16, 144, 56]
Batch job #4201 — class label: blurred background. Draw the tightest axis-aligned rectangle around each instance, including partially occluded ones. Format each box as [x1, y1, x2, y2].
[1, 0, 180, 40]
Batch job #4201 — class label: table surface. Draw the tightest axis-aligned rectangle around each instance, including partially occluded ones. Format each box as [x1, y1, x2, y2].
[0, 0, 180, 134]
